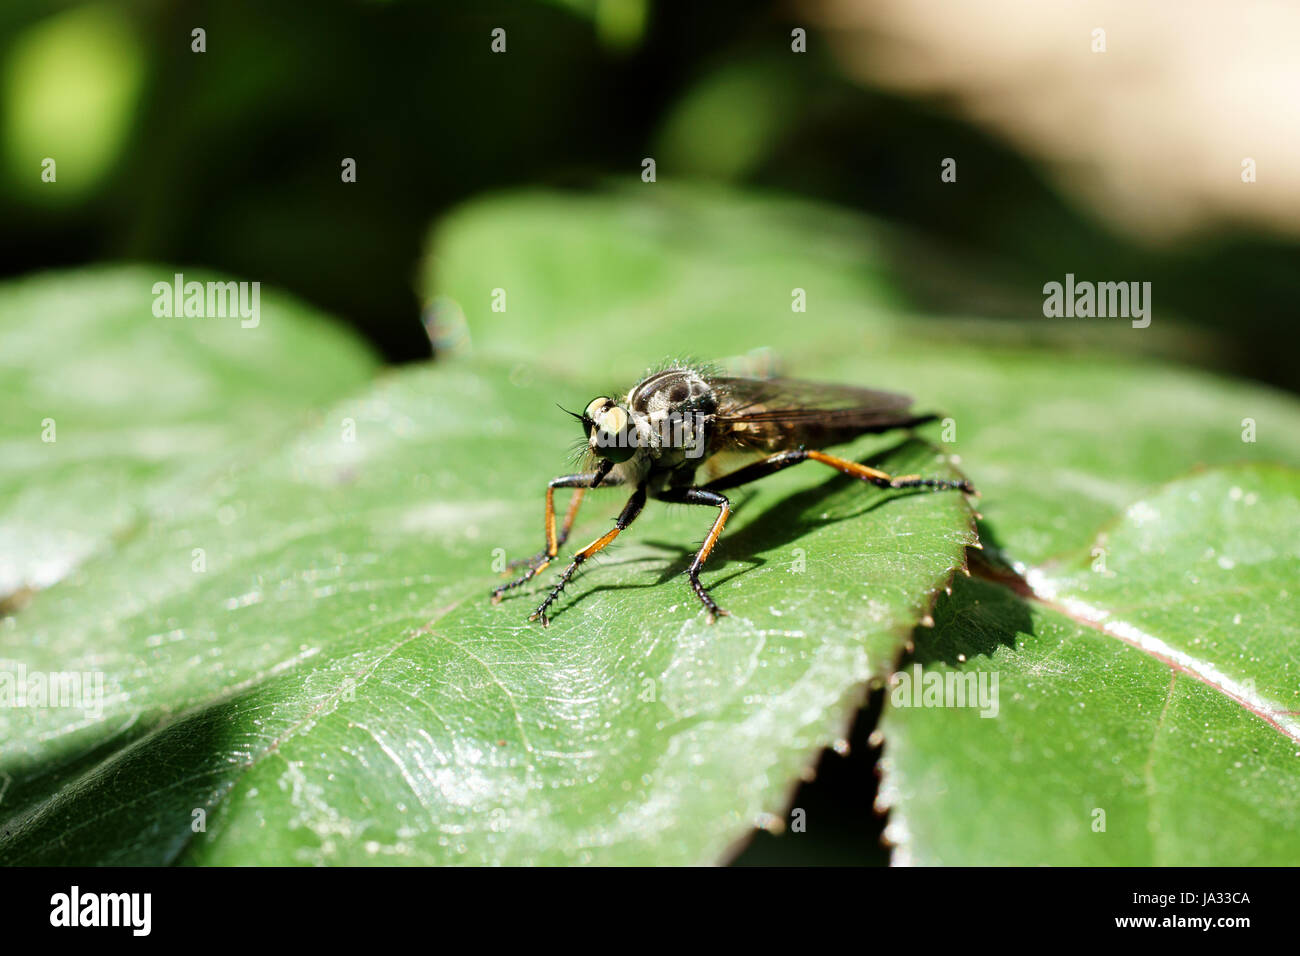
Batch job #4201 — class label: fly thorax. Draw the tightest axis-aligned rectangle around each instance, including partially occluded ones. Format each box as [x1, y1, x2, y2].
[629, 408, 658, 455]
[627, 367, 716, 464]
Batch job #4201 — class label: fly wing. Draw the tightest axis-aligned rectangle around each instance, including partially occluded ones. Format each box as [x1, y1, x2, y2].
[714, 377, 921, 426]
[710, 376, 934, 451]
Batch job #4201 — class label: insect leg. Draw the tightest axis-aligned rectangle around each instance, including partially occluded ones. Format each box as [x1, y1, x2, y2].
[492, 468, 621, 604]
[530, 484, 647, 626]
[504, 486, 586, 570]
[704, 449, 975, 495]
[804, 450, 976, 494]
[657, 488, 731, 624]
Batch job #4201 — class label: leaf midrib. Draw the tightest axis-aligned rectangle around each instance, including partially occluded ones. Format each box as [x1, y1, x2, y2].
[971, 557, 1300, 746]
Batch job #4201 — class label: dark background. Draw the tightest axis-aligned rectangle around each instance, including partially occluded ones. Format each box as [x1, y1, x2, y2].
[4, 0, 1298, 390]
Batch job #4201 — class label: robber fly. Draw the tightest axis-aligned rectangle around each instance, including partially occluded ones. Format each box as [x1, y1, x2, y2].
[491, 362, 975, 625]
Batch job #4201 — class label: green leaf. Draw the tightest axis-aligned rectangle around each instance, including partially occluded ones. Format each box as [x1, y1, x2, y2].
[423, 185, 911, 370]
[429, 189, 1300, 863]
[0, 266, 378, 602]
[0, 357, 976, 864]
[879, 464, 1300, 865]
[8, 190, 1300, 866]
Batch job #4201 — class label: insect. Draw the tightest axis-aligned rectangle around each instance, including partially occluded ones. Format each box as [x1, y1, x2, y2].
[491, 362, 975, 625]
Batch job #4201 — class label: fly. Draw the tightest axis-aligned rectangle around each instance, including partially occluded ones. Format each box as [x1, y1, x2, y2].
[491, 362, 976, 625]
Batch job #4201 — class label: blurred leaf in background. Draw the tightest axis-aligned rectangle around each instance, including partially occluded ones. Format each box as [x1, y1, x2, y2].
[1, 2, 143, 203]
[1, 0, 1297, 390]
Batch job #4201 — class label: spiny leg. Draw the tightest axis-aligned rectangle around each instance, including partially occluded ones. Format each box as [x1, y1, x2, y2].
[491, 473, 588, 603]
[504, 487, 585, 570]
[492, 462, 618, 604]
[657, 488, 731, 623]
[704, 448, 975, 495]
[531, 484, 647, 626]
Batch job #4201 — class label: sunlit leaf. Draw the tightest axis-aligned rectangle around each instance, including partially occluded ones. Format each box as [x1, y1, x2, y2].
[0, 356, 975, 864]
[879, 465, 1300, 865]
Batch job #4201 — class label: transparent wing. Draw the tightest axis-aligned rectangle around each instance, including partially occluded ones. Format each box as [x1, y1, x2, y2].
[712, 376, 920, 430]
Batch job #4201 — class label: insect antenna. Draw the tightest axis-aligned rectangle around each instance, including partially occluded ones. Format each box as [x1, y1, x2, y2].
[557, 403, 595, 430]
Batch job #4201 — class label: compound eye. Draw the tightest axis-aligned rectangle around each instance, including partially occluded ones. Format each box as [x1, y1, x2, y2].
[590, 404, 636, 462]
[584, 397, 608, 423]
[599, 404, 628, 436]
